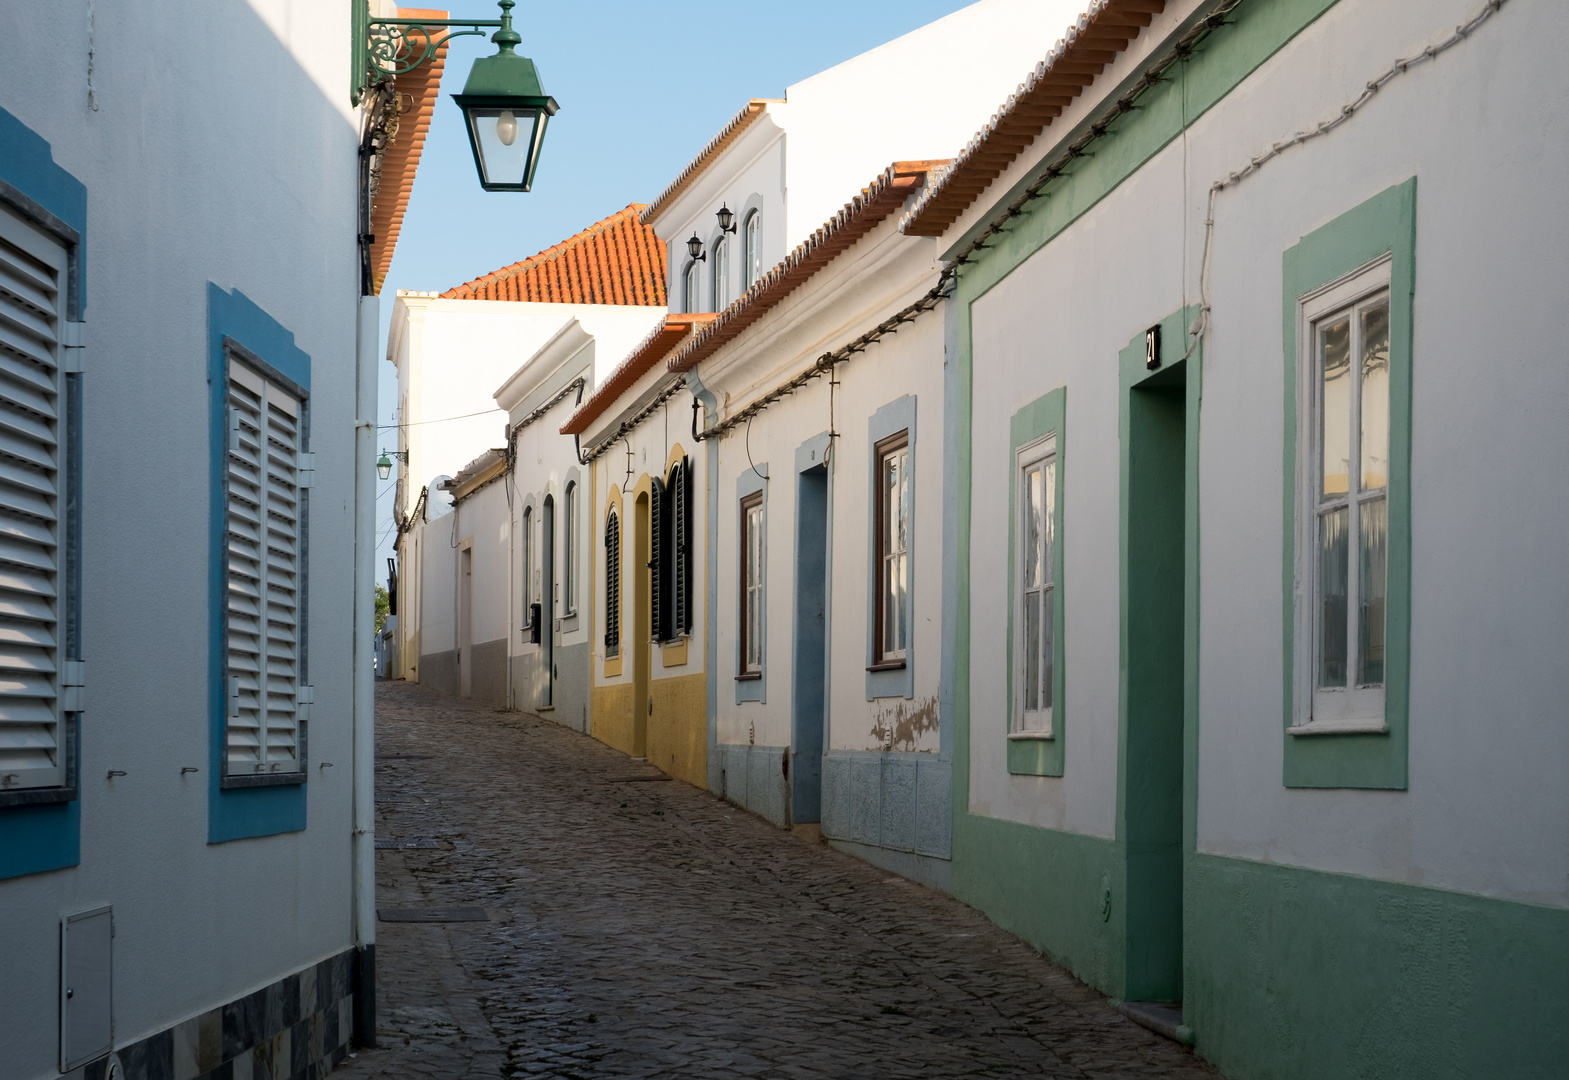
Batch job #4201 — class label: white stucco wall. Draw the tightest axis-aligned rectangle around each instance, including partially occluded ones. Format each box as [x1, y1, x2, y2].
[0, 1, 364, 1075]
[389, 296, 662, 510]
[656, 118, 787, 315]
[962, 0, 1569, 905]
[772, 0, 1089, 247]
[700, 217, 946, 756]
[652, 0, 1113, 315]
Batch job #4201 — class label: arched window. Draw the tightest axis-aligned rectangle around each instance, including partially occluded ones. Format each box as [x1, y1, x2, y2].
[712, 236, 730, 310]
[604, 509, 621, 657]
[564, 481, 577, 614]
[521, 504, 533, 628]
[684, 260, 701, 313]
[743, 209, 761, 288]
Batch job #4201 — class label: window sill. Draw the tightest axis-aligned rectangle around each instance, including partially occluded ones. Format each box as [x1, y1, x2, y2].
[1287, 719, 1389, 737]
[1006, 730, 1055, 742]
[866, 660, 907, 673]
[735, 672, 762, 682]
[0, 785, 77, 808]
[220, 771, 307, 790]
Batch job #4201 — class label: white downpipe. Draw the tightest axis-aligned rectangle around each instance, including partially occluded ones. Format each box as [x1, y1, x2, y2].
[352, 296, 379, 969]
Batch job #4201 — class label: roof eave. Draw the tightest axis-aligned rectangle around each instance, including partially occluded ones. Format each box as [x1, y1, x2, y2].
[640, 100, 781, 229]
[901, 0, 1167, 239]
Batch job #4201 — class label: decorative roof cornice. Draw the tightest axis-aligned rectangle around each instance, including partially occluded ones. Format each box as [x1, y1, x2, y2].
[559, 313, 716, 436]
[663, 160, 945, 376]
[902, 0, 1165, 237]
[370, 7, 450, 295]
[639, 100, 780, 228]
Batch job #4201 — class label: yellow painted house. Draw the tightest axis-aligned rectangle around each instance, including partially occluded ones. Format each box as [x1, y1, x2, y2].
[562, 315, 715, 787]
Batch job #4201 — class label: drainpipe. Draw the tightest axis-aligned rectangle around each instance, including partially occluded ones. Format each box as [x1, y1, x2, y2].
[352, 295, 379, 1047]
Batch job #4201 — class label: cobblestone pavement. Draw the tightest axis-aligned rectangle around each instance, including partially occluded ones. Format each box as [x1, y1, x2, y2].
[335, 680, 1219, 1080]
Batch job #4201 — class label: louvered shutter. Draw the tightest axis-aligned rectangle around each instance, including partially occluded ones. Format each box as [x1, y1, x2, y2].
[0, 204, 68, 791]
[226, 359, 304, 777]
[649, 476, 663, 642]
[604, 512, 620, 655]
[673, 460, 689, 636]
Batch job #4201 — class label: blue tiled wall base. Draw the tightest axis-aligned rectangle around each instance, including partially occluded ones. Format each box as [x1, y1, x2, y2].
[718, 743, 789, 827]
[822, 750, 951, 859]
[65, 948, 357, 1080]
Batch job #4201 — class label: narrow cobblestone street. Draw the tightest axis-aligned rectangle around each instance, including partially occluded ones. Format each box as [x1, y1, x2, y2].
[335, 681, 1218, 1080]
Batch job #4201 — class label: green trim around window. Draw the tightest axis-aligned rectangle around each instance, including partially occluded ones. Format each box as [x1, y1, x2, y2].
[1005, 389, 1066, 776]
[1281, 178, 1414, 789]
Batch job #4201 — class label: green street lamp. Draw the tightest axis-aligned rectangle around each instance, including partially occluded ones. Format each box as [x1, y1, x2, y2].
[453, 2, 559, 192]
[353, 0, 557, 193]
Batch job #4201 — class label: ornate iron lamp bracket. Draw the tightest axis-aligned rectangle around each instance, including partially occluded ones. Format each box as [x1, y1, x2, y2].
[352, 0, 504, 105]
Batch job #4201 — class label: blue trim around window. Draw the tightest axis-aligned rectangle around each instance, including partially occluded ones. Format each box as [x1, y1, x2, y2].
[208, 283, 310, 843]
[866, 395, 916, 700]
[0, 107, 86, 881]
[735, 464, 767, 703]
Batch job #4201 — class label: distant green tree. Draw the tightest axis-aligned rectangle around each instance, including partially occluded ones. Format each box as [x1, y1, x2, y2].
[374, 584, 390, 635]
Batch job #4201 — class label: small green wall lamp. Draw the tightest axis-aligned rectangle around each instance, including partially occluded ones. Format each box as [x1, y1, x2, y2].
[376, 449, 409, 481]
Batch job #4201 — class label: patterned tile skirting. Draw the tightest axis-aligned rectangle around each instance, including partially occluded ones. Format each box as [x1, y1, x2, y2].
[821, 750, 951, 859]
[65, 948, 357, 1080]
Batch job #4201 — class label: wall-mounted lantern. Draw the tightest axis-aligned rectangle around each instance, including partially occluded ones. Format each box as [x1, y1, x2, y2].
[716, 204, 736, 234]
[377, 448, 409, 481]
[687, 234, 707, 262]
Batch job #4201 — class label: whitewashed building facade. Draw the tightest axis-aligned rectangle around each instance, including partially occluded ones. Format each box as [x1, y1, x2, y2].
[903, 0, 1569, 1074]
[0, 0, 417, 1076]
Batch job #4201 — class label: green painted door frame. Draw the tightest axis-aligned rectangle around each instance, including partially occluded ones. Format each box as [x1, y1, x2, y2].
[1119, 353, 1190, 1003]
[1117, 311, 1204, 1008]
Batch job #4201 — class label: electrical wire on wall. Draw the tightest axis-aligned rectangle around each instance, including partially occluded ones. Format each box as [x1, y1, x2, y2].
[1186, 0, 1510, 357]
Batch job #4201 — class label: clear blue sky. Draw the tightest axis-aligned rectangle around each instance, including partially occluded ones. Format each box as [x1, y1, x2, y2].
[375, 0, 980, 566]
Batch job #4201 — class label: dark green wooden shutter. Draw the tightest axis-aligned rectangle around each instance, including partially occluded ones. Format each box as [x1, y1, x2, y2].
[604, 512, 620, 654]
[649, 476, 664, 641]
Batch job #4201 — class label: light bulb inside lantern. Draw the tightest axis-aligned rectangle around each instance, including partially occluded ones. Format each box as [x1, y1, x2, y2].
[496, 110, 518, 147]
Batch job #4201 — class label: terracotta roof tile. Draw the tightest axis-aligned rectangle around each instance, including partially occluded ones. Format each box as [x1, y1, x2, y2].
[901, 0, 1165, 237]
[370, 8, 450, 295]
[440, 204, 668, 304]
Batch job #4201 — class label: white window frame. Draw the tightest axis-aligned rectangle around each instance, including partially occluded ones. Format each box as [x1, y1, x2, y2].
[223, 347, 309, 783]
[743, 210, 762, 288]
[1292, 255, 1391, 735]
[684, 261, 701, 314]
[739, 492, 764, 676]
[874, 432, 910, 665]
[563, 481, 577, 616]
[521, 503, 533, 628]
[712, 236, 730, 311]
[1012, 435, 1057, 737]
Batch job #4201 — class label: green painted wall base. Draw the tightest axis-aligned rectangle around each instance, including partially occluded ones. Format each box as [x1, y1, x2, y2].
[953, 812, 1123, 995]
[1188, 853, 1569, 1080]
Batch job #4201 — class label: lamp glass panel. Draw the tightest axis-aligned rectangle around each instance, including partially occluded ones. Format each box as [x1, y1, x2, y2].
[467, 106, 542, 187]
